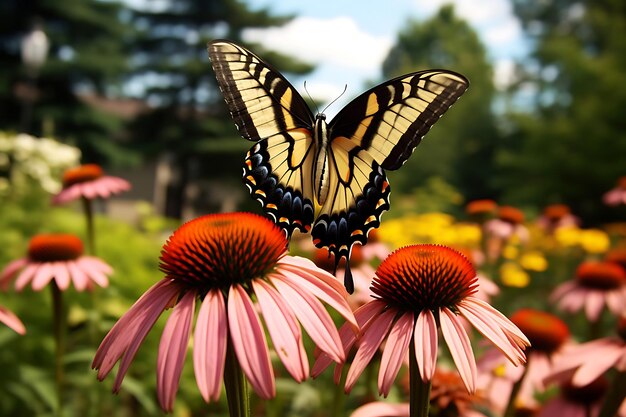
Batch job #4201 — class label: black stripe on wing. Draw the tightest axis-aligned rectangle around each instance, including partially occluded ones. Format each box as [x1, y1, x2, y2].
[208, 40, 314, 141]
[328, 70, 469, 170]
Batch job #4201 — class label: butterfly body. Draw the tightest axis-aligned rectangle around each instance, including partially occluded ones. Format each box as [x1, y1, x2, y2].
[208, 40, 469, 292]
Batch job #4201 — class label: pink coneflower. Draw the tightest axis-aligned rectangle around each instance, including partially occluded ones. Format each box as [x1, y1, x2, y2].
[551, 261, 626, 321]
[484, 206, 529, 262]
[52, 164, 130, 204]
[0, 234, 112, 291]
[0, 304, 25, 334]
[603, 176, 626, 206]
[314, 245, 529, 406]
[479, 309, 570, 415]
[547, 318, 626, 388]
[92, 212, 356, 412]
[537, 204, 580, 233]
[466, 199, 498, 223]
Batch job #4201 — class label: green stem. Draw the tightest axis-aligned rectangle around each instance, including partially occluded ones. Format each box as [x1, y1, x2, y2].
[81, 197, 95, 256]
[503, 355, 531, 417]
[598, 369, 626, 417]
[330, 367, 347, 417]
[51, 282, 66, 417]
[224, 339, 250, 417]
[409, 341, 431, 417]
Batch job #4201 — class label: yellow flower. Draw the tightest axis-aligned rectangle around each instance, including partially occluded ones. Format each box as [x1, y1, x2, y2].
[500, 262, 530, 288]
[520, 251, 548, 272]
[579, 229, 610, 254]
[554, 226, 581, 247]
[502, 245, 519, 260]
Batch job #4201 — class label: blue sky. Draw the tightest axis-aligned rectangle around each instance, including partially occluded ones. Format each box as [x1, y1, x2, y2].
[242, 0, 529, 116]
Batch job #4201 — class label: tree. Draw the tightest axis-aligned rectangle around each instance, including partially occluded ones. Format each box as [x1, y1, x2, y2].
[0, 0, 132, 163]
[381, 5, 500, 201]
[125, 0, 315, 218]
[501, 0, 626, 223]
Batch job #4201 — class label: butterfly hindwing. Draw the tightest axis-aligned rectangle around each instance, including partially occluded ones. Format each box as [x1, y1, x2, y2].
[329, 70, 469, 170]
[209, 40, 316, 236]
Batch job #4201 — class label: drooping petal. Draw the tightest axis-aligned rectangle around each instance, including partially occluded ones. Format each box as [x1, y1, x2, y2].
[584, 290, 605, 322]
[92, 279, 180, 390]
[52, 262, 71, 290]
[271, 274, 345, 363]
[276, 262, 357, 329]
[157, 291, 195, 412]
[378, 311, 414, 396]
[457, 297, 528, 365]
[278, 255, 349, 297]
[0, 258, 28, 289]
[440, 307, 477, 393]
[254, 279, 308, 382]
[0, 306, 26, 335]
[350, 401, 410, 417]
[345, 308, 397, 393]
[31, 263, 54, 291]
[549, 281, 577, 302]
[415, 308, 438, 382]
[79, 257, 111, 288]
[571, 344, 623, 386]
[67, 261, 89, 291]
[15, 263, 40, 291]
[193, 289, 227, 403]
[227, 284, 275, 399]
[312, 300, 386, 379]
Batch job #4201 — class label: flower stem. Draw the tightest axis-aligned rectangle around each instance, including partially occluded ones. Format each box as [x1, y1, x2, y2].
[409, 341, 431, 417]
[51, 281, 66, 417]
[224, 339, 250, 417]
[81, 197, 95, 255]
[598, 369, 626, 417]
[330, 367, 347, 417]
[503, 355, 531, 417]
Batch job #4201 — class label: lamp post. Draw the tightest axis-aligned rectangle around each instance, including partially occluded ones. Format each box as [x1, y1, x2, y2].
[19, 23, 49, 134]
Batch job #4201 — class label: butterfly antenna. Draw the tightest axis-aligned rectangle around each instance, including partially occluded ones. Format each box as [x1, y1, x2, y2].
[303, 81, 320, 115]
[321, 84, 348, 115]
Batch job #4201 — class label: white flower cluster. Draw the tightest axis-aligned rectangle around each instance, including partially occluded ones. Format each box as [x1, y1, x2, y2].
[0, 132, 81, 196]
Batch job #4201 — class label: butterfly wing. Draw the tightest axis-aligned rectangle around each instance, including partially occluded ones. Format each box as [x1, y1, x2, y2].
[312, 70, 468, 291]
[208, 40, 316, 237]
[329, 70, 469, 170]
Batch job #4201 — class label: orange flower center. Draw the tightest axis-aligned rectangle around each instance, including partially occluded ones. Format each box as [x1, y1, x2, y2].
[159, 213, 287, 290]
[575, 261, 626, 290]
[28, 234, 84, 262]
[498, 206, 525, 224]
[465, 199, 497, 217]
[561, 376, 608, 404]
[62, 164, 103, 187]
[543, 204, 570, 221]
[371, 245, 477, 312]
[510, 309, 569, 354]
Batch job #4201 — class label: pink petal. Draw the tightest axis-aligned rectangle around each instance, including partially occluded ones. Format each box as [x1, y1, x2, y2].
[78, 258, 111, 288]
[0, 306, 26, 334]
[457, 298, 528, 365]
[345, 308, 397, 393]
[193, 289, 227, 403]
[378, 312, 414, 396]
[276, 261, 357, 330]
[572, 344, 623, 386]
[312, 300, 386, 379]
[92, 279, 180, 389]
[51, 262, 71, 290]
[31, 263, 55, 291]
[253, 280, 308, 382]
[157, 291, 195, 412]
[278, 256, 348, 297]
[271, 274, 345, 363]
[350, 402, 410, 417]
[606, 290, 626, 315]
[67, 261, 89, 291]
[415, 309, 438, 382]
[15, 263, 39, 291]
[227, 284, 275, 399]
[584, 290, 606, 322]
[550, 281, 578, 302]
[558, 289, 586, 313]
[0, 258, 28, 289]
[440, 307, 477, 393]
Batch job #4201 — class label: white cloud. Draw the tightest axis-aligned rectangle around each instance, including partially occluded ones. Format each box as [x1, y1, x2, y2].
[243, 16, 393, 74]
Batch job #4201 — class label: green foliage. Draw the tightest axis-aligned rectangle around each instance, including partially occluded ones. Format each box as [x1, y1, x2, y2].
[501, 0, 626, 224]
[382, 5, 501, 200]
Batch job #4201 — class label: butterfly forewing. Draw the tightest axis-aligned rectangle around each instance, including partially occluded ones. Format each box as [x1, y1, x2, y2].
[328, 70, 469, 170]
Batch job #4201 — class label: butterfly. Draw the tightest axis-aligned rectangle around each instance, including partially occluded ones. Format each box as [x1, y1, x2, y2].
[208, 39, 469, 293]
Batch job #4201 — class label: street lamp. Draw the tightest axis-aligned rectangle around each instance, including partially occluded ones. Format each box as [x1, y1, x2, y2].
[19, 23, 49, 133]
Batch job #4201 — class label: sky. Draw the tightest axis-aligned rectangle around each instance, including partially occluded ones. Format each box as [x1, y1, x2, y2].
[241, 0, 529, 116]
